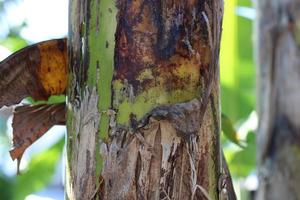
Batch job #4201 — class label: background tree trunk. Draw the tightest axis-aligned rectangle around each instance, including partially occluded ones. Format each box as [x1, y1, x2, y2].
[66, 1, 224, 199]
[255, 0, 300, 199]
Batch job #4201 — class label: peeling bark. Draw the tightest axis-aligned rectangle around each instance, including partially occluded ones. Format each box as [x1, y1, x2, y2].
[67, 0, 224, 199]
[255, 0, 300, 199]
[101, 97, 220, 200]
[66, 88, 100, 200]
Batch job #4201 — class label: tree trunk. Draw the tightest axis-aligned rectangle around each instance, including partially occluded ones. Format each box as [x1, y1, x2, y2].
[66, 1, 224, 199]
[255, 0, 300, 199]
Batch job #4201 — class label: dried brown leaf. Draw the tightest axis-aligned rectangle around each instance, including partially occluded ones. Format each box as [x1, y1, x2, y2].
[0, 39, 68, 173]
[9, 103, 65, 174]
[0, 38, 67, 108]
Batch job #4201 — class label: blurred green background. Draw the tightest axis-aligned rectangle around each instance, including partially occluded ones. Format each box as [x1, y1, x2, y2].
[0, 0, 257, 199]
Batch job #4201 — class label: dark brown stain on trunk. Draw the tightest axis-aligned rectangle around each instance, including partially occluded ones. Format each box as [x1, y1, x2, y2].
[114, 0, 211, 94]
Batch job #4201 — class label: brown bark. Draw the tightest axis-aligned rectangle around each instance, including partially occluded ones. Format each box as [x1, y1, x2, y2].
[66, 1, 225, 199]
[255, 0, 300, 199]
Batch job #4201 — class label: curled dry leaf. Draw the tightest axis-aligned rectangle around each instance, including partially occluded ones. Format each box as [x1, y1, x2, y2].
[0, 38, 68, 173]
[0, 38, 67, 107]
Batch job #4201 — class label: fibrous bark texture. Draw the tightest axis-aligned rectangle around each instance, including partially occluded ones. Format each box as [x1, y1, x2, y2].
[255, 0, 300, 199]
[67, 1, 224, 199]
[101, 98, 220, 200]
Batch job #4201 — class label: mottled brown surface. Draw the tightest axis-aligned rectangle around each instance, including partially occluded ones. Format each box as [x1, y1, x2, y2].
[0, 38, 67, 108]
[114, 1, 211, 93]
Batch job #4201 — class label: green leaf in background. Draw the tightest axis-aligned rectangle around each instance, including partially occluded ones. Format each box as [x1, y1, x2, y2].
[12, 138, 64, 200]
[26, 95, 66, 105]
[228, 131, 256, 177]
[220, 0, 256, 180]
[221, 113, 245, 148]
[220, 0, 255, 123]
[0, 36, 28, 52]
[0, 174, 13, 200]
[48, 95, 66, 104]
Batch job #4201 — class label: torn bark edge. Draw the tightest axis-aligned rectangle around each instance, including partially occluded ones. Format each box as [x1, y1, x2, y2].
[107, 98, 235, 199]
[101, 96, 219, 199]
[135, 98, 202, 141]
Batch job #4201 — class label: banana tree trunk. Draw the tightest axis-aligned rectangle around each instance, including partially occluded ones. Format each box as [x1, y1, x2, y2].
[255, 0, 300, 199]
[66, 1, 224, 199]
